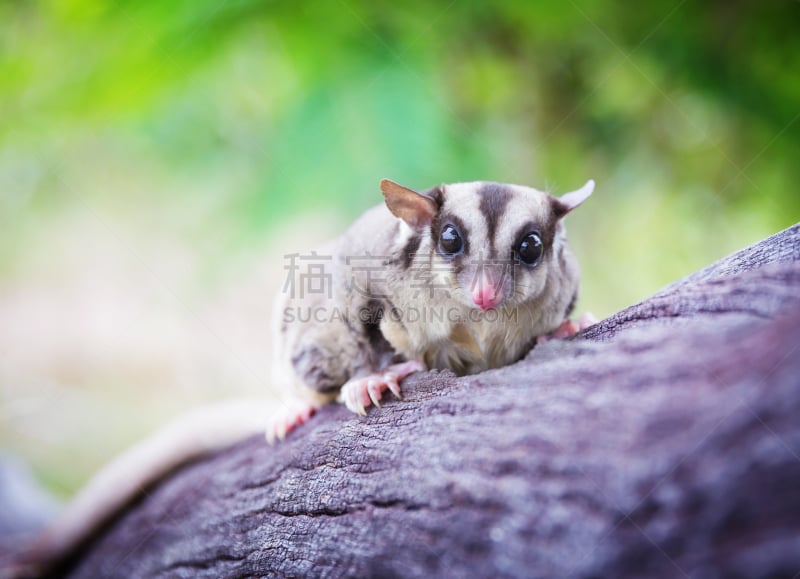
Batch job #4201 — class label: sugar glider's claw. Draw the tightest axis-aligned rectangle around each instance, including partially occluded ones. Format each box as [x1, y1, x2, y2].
[367, 378, 382, 408]
[383, 373, 402, 400]
[341, 380, 367, 416]
[265, 417, 284, 445]
[339, 360, 424, 416]
[356, 384, 368, 415]
[265, 400, 318, 445]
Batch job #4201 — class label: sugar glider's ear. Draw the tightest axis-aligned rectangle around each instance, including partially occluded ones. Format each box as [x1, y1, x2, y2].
[380, 179, 441, 230]
[551, 179, 594, 219]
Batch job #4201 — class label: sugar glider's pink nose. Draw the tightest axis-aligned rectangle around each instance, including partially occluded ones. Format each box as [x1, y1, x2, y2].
[471, 273, 501, 311]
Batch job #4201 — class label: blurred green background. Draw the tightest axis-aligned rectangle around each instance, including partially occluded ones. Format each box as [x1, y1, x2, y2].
[1, 1, 799, 498]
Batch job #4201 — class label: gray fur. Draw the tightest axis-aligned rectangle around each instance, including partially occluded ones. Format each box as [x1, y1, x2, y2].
[274, 179, 592, 387]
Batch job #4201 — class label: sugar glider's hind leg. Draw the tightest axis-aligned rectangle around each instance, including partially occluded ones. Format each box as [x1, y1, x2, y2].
[265, 394, 327, 444]
[269, 281, 348, 443]
[273, 286, 405, 433]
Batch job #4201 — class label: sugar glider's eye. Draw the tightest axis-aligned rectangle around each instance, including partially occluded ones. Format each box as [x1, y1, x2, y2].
[517, 232, 543, 265]
[439, 224, 463, 255]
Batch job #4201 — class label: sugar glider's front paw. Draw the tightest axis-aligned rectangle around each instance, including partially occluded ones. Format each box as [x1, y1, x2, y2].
[537, 312, 599, 344]
[266, 399, 319, 444]
[339, 360, 425, 416]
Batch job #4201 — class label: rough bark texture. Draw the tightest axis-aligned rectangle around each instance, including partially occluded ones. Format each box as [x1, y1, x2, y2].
[62, 225, 800, 578]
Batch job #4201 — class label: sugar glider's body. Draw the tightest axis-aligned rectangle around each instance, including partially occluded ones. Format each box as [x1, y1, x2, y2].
[276, 179, 591, 412]
[13, 178, 593, 577]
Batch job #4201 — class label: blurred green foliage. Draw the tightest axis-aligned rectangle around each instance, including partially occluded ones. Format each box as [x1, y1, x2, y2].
[2, 0, 799, 308]
[1, 1, 799, 494]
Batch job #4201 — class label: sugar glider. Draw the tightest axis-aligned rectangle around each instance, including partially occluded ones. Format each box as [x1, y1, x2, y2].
[12, 177, 594, 577]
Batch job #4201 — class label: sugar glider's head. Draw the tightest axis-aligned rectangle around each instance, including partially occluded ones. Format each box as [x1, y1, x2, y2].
[380, 178, 593, 311]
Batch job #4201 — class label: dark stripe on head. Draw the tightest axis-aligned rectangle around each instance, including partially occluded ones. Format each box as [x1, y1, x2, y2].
[401, 234, 421, 269]
[479, 183, 513, 252]
[423, 185, 445, 208]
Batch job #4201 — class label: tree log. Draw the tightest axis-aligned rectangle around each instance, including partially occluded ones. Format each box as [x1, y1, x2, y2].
[60, 224, 800, 578]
